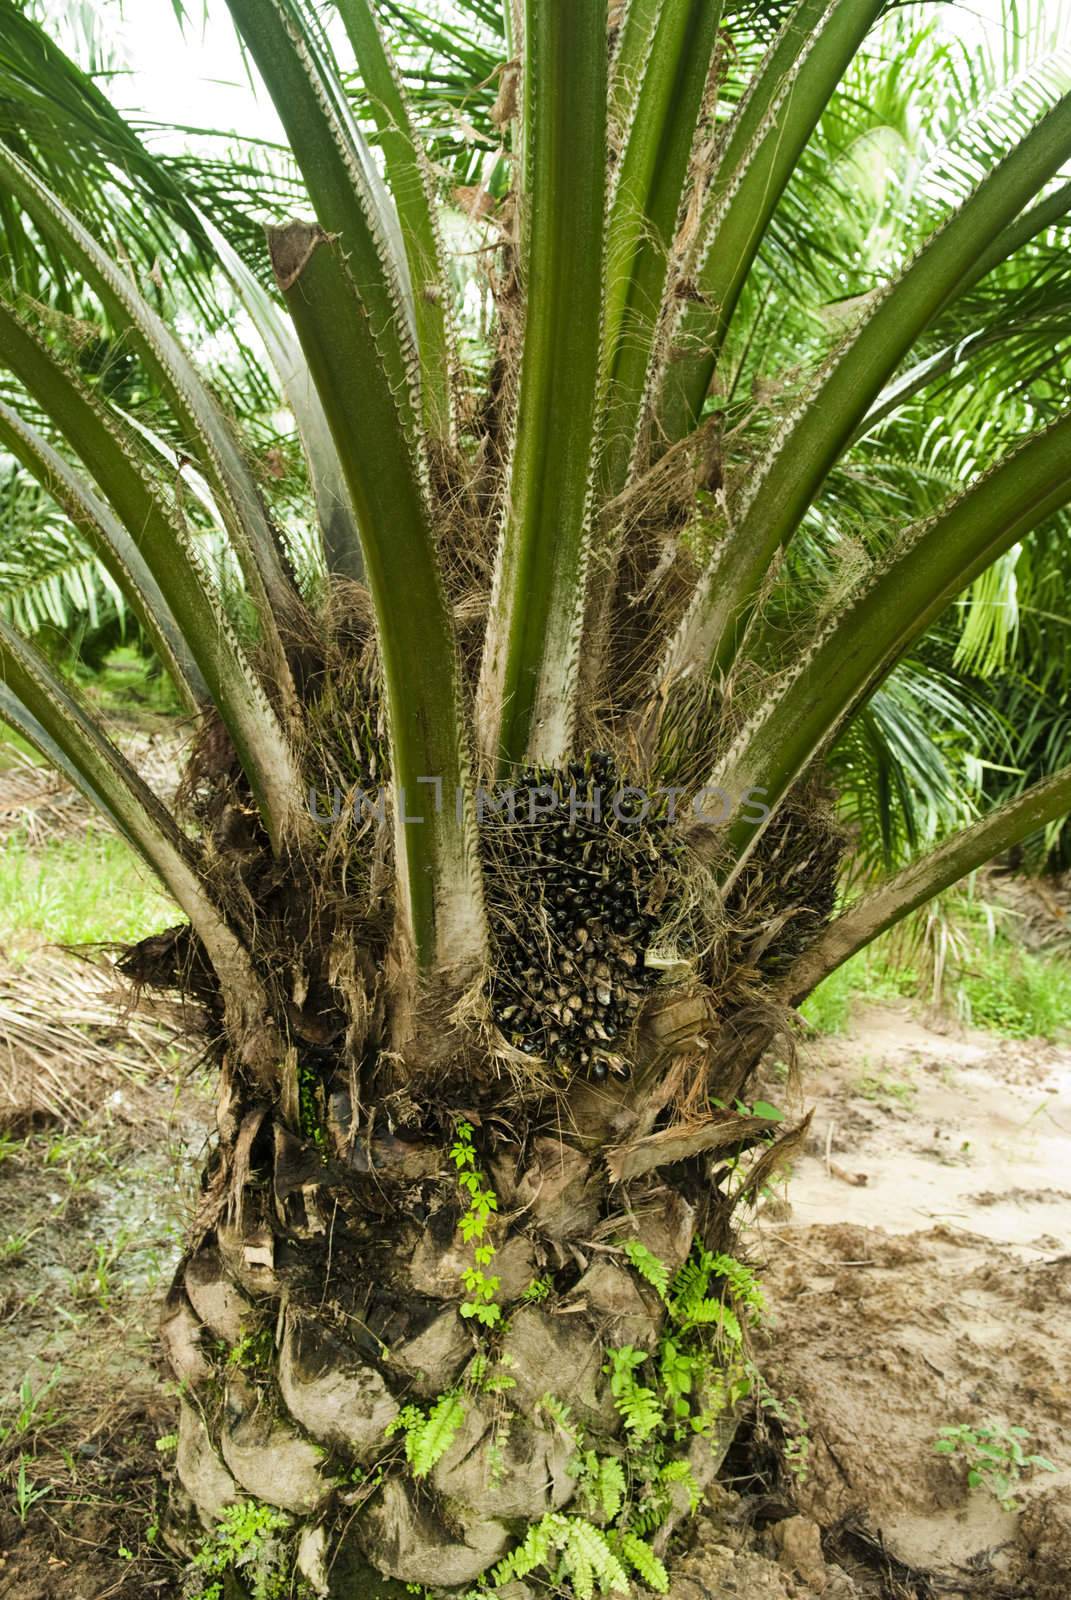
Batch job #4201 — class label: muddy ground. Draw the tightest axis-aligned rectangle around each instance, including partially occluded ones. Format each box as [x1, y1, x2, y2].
[1, 958, 1069, 1597]
[745, 1001, 1071, 1597]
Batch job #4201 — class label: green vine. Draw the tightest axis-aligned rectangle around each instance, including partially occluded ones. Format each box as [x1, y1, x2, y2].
[450, 1121, 503, 1328]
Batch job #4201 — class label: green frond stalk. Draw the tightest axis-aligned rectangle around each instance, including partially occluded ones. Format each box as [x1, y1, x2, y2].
[223, 0, 485, 974]
[269, 223, 483, 977]
[705, 0, 832, 205]
[335, 0, 456, 443]
[784, 762, 1071, 1004]
[858, 177, 1071, 439]
[0, 296, 305, 852]
[599, 0, 723, 503]
[477, 0, 608, 772]
[224, 0, 419, 437]
[194, 207, 365, 584]
[663, 88, 1071, 685]
[609, 0, 662, 129]
[709, 411, 1071, 873]
[0, 679, 129, 838]
[653, 0, 883, 450]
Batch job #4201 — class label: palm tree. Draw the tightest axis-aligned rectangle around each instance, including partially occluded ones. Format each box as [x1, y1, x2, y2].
[1, 0, 1070, 1594]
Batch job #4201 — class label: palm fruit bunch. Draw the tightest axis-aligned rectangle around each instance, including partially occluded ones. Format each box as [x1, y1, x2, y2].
[481, 750, 680, 1077]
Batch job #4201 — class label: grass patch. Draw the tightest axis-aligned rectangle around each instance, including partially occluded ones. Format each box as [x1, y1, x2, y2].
[798, 964, 853, 1036]
[954, 941, 1071, 1040]
[0, 720, 42, 771]
[0, 827, 178, 959]
[0, 646, 181, 771]
[800, 945, 919, 1036]
[74, 644, 184, 726]
[800, 916, 1071, 1044]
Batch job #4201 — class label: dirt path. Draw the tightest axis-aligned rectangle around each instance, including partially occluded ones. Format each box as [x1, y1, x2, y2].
[768, 1000, 1071, 1251]
[743, 1000, 1071, 1597]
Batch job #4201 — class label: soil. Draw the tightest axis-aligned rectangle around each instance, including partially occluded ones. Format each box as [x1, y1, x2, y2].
[746, 999, 1071, 1598]
[2, 969, 1070, 1598]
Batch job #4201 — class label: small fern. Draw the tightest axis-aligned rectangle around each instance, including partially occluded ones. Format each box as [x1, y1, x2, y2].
[574, 1450, 627, 1522]
[617, 1530, 669, 1594]
[627, 1455, 701, 1538]
[540, 1392, 583, 1445]
[492, 1514, 630, 1598]
[495, 1249, 773, 1596]
[595, 1456, 626, 1522]
[189, 1500, 291, 1600]
[605, 1347, 664, 1442]
[707, 1252, 766, 1324]
[468, 1354, 516, 1396]
[682, 1297, 742, 1342]
[659, 1457, 701, 1511]
[386, 1392, 465, 1478]
[492, 1517, 552, 1587]
[621, 1239, 669, 1302]
[669, 1244, 762, 1339]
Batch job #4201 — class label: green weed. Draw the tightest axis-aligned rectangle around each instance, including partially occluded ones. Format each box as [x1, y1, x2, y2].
[0, 1368, 64, 1452]
[189, 1500, 294, 1600]
[954, 942, 1071, 1040]
[853, 1072, 917, 1106]
[799, 963, 854, 1034]
[934, 1421, 1056, 1511]
[0, 1228, 37, 1263]
[13, 1456, 50, 1523]
[66, 1233, 130, 1312]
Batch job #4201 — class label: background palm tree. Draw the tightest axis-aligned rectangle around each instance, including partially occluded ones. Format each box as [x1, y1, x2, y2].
[0, 0, 1070, 1594]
